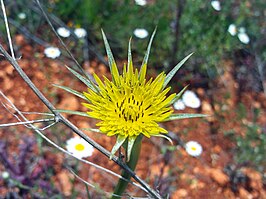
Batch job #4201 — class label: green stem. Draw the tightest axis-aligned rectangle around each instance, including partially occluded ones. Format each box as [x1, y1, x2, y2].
[85, 183, 91, 199]
[111, 136, 143, 199]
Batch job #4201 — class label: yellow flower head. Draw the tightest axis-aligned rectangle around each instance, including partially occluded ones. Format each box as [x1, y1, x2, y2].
[57, 29, 205, 161]
[82, 30, 193, 159]
[83, 67, 175, 136]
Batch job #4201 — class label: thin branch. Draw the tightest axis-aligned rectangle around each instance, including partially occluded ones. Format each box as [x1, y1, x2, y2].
[67, 166, 96, 189]
[68, 167, 127, 198]
[7, 110, 54, 116]
[0, 0, 15, 59]
[0, 44, 162, 199]
[1, 98, 33, 129]
[38, 121, 57, 131]
[0, 118, 55, 127]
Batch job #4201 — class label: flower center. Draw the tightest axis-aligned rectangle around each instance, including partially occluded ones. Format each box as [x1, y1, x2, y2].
[75, 143, 85, 151]
[191, 146, 197, 151]
[115, 94, 145, 123]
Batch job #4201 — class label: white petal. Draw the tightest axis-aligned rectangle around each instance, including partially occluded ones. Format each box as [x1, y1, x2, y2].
[1, 171, 10, 179]
[238, 32, 250, 44]
[211, 0, 221, 11]
[44, 47, 61, 59]
[228, 24, 237, 36]
[74, 28, 87, 38]
[57, 27, 71, 38]
[134, 0, 147, 6]
[18, 13, 26, 20]
[238, 27, 246, 33]
[133, 28, 149, 39]
[182, 90, 201, 108]
[173, 100, 186, 110]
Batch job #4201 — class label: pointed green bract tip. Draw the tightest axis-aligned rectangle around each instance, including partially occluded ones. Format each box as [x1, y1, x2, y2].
[127, 136, 137, 162]
[127, 37, 133, 75]
[139, 28, 157, 82]
[163, 53, 193, 88]
[101, 29, 120, 85]
[110, 135, 127, 160]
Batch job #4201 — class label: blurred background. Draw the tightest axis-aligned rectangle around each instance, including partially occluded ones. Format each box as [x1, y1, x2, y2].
[0, 0, 265, 198]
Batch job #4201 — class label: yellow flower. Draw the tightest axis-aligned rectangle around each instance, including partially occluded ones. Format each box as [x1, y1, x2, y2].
[56, 29, 206, 160]
[83, 59, 175, 159]
[83, 30, 188, 160]
[83, 70, 174, 137]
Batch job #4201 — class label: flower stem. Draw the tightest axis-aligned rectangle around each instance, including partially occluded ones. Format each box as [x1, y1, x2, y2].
[111, 136, 142, 199]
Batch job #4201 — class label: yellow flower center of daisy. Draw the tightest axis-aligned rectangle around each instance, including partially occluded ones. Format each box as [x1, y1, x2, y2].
[75, 143, 85, 151]
[191, 146, 197, 151]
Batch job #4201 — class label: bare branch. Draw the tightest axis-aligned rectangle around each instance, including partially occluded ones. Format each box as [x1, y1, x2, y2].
[0, 0, 15, 59]
[0, 118, 55, 128]
[68, 167, 129, 198]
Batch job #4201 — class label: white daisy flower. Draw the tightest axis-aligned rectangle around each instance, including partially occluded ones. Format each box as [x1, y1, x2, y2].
[1, 171, 10, 179]
[211, 0, 221, 11]
[57, 27, 71, 38]
[185, 141, 203, 157]
[135, 0, 147, 6]
[228, 24, 237, 36]
[173, 99, 186, 110]
[238, 32, 250, 44]
[44, 47, 61, 59]
[182, 90, 201, 108]
[18, 13, 26, 20]
[66, 137, 94, 159]
[133, 28, 149, 39]
[74, 28, 87, 38]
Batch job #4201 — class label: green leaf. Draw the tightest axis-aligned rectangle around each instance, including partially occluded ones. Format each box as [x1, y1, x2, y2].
[163, 53, 193, 88]
[165, 113, 208, 121]
[110, 135, 127, 160]
[127, 136, 137, 162]
[101, 30, 120, 84]
[65, 66, 98, 92]
[170, 85, 189, 105]
[53, 84, 87, 101]
[55, 109, 91, 117]
[139, 27, 157, 82]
